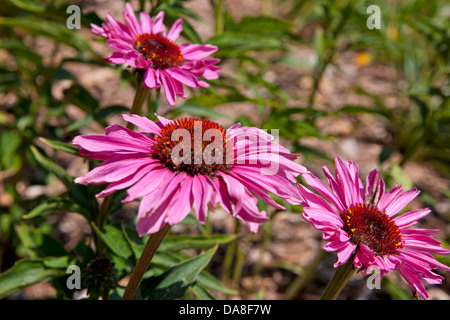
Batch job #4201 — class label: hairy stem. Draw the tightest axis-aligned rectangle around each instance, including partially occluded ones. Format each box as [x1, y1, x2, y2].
[321, 256, 356, 300]
[122, 224, 171, 300]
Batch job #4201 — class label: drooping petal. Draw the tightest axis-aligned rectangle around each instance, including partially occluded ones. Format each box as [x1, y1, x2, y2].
[105, 52, 125, 65]
[164, 68, 200, 88]
[122, 166, 173, 202]
[192, 174, 214, 224]
[160, 71, 177, 106]
[143, 67, 161, 89]
[73, 133, 151, 155]
[334, 242, 356, 267]
[74, 154, 153, 185]
[393, 208, 431, 228]
[164, 174, 194, 225]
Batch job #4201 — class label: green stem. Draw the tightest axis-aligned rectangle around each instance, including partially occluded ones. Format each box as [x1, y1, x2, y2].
[306, 1, 353, 113]
[222, 221, 240, 296]
[122, 224, 171, 300]
[94, 71, 149, 256]
[214, 0, 224, 36]
[127, 71, 149, 127]
[321, 256, 356, 300]
[250, 212, 276, 294]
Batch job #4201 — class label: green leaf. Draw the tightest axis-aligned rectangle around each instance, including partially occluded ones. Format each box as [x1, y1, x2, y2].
[6, 0, 46, 12]
[0, 40, 43, 66]
[0, 16, 94, 54]
[159, 234, 237, 252]
[196, 271, 237, 295]
[91, 223, 134, 261]
[209, 32, 289, 55]
[39, 138, 79, 155]
[313, 27, 325, 68]
[23, 199, 89, 219]
[30, 145, 73, 188]
[65, 83, 99, 114]
[0, 258, 68, 299]
[139, 246, 217, 300]
[387, 164, 413, 191]
[381, 278, 413, 300]
[0, 130, 22, 172]
[229, 15, 293, 35]
[65, 105, 129, 133]
[191, 284, 216, 300]
[331, 105, 389, 117]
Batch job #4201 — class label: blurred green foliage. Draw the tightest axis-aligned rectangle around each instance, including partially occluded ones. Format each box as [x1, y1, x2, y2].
[0, 0, 448, 300]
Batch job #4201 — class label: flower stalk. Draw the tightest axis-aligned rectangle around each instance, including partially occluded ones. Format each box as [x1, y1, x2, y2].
[128, 71, 149, 124]
[94, 71, 149, 257]
[122, 224, 171, 300]
[321, 256, 357, 300]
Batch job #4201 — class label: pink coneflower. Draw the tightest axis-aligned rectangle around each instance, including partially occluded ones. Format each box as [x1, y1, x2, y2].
[91, 3, 221, 106]
[74, 114, 306, 236]
[298, 157, 450, 299]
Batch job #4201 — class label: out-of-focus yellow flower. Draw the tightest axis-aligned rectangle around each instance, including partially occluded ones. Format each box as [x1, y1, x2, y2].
[387, 25, 398, 41]
[354, 52, 372, 67]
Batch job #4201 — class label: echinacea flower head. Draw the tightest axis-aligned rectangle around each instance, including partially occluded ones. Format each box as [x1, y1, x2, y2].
[91, 3, 221, 106]
[74, 114, 306, 237]
[298, 157, 450, 299]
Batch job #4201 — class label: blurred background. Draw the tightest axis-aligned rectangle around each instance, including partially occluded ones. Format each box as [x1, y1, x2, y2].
[0, 0, 449, 300]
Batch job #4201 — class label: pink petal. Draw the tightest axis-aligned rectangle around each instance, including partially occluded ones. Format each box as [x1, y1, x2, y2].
[393, 208, 431, 228]
[123, 3, 141, 36]
[74, 154, 152, 185]
[136, 195, 166, 236]
[334, 157, 357, 207]
[397, 266, 429, 300]
[146, 172, 186, 212]
[377, 184, 403, 213]
[231, 165, 300, 204]
[96, 167, 150, 198]
[144, 68, 161, 89]
[166, 18, 183, 42]
[383, 188, 420, 217]
[124, 50, 148, 68]
[334, 242, 356, 267]
[165, 175, 194, 225]
[91, 23, 107, 37]
[234, 190, 269, 224]
[154, 113, 173, 126]
[106, 38, 134, 52]
[122, 167, 173, 202]
[152, 11, 166, 34]
[121, 114, 163, 134]
[228, 170, 285, 210]
[302, 172, 345, 213]
[181, 44, 218, 60]
[139, 11, 152, 34]
[160, 71, 177, 105]
[172, 78, 186, 99]
[105, 14, 133, 42]
[105, 52, 125, 65]
[192, 175, 214, 223]
[164, 68, 199, 88]
[73, 134, 151, 154]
